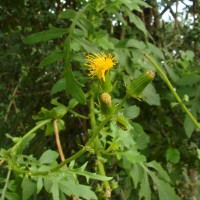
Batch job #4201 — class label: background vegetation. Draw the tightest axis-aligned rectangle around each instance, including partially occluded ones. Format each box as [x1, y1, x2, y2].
[0, 0, 199, 199]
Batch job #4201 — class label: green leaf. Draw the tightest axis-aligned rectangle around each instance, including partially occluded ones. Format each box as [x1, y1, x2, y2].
[123, 105, 140, 119]
[40, 52, 65, 68]
[116, 38, 146, 49]
[58, 9, 76, 20]
[139, 171, 151, 200]
[122, 151, 146, 163]
[147, 161, 171, 182]
[126, 10, 148, 36]
[197, 149, 200, 160]
[67, 169, 112, 183]
[39, 150, 59, 164]
[96, 37, 114, 50]
[153, 177, 180, 200]
[184, 107, 196, 138]
[166, 148, 180, 164]
[59, 180, 97, 200]
[65, 61, 86, 104]
[130, 122, 150, 150]
[142, 84, 161, 106]
[22, 178, 36, 200]
[37, 177, 43, 194]
[23, 28, 68, 44]
[50, 182, 60, 200]
[51, 78, 66, 95]
[130, 163, 144, 188]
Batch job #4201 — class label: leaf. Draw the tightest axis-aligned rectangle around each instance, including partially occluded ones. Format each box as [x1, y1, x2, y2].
[123, 105, 140, 119]
[23, 28, 68, 44]
[166, 148, 180, 164]
[197, 149, 200, 160]
[50, 182, 60, 200]
[153, 177, 180, 200]
[67, 169, 112, 183]
[142, 84, 161, 106]
[116, 38, 146, 49]
[130, 122, 150, 150]
[147, 161, 171, 182]
[184, 106, 197, 138]
[122, 151, 146, 163]
[139, 171, 151, 200]
[96, 37, 114, 50]
[176, 74, 200, 86]
[51, 78, 66, 95]
[40, 52, 65, 68]
[21, 178, 36, 200]
[37, 177, 43, 194]
[39, 150, 59, 164]
[126, 10, 148, 36]
[59, 180, 97, 200]
[58, 9, 76, 20]
[65, 60, 86, 104]
[130, 163, 144, 188]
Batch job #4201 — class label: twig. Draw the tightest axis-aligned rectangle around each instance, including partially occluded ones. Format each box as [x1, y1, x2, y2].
[53, 119, 65, 162]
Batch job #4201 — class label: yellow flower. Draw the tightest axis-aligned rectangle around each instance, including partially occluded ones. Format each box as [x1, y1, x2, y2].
[84, 52, 117, 81]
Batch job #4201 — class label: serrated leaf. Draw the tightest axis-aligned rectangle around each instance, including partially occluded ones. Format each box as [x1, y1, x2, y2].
[23, 28, 68, 44]
[39, 150, 59, 164]
[40, 52, 65, 68]
[139, 171, 151, 200]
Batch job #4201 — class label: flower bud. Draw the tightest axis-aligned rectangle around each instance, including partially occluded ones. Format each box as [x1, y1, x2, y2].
[100, 93, 112, 106]
[127, 70, 155, 98]
[100, 93, 113, 115]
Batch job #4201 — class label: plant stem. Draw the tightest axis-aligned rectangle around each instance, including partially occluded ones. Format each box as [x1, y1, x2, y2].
[90, 94, 111, 199]
[144, 53, 200, 130]
[0, 169, 11, 200]
[11, 119, 52, 153]
[54, 119, 65, 162]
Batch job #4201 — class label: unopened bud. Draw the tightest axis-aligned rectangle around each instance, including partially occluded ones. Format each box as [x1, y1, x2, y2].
[100, 93, 112, 106]
[127, 70, 155, 98]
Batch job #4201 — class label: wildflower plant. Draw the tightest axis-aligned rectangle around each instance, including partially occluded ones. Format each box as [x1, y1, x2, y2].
[0, 1, 199, 200]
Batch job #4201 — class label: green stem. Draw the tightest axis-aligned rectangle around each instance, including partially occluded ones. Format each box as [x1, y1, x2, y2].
[11, 119, 52, 153]
[0, 169, 11, 200]
[90, 94, 111, 199]
[144, 53, 200, 130]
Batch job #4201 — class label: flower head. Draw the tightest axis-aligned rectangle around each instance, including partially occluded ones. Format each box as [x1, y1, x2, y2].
[84, 52, 117, 81]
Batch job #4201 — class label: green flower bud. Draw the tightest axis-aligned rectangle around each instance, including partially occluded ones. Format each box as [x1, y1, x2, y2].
[127, 70, 155, 98]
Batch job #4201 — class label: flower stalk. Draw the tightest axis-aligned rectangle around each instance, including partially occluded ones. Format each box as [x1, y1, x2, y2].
[144, 52, 200, 130]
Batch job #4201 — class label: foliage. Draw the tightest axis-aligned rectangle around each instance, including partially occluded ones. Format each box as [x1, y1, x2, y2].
[0, 0, 199, 199]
